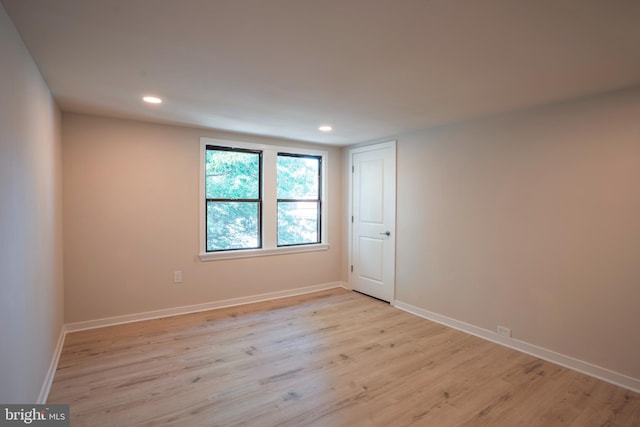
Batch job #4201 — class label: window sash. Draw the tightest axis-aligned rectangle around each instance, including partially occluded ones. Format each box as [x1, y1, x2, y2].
[206, 201, 261, 251]
[277, 201, 321, 246]
[205, 145, 262, 252]
[276, 153, 322, 247]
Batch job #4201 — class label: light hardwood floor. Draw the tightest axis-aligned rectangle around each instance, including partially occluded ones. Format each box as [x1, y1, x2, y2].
[48, 288, 639, 426]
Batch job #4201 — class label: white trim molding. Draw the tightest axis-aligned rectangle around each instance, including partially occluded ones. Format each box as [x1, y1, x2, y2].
[199, 137, 329, 260]
[393, 300, 640, 394]
[66, 281, 348, 333]
[200, 243, 329, 261]
[38, 325, 66, 404]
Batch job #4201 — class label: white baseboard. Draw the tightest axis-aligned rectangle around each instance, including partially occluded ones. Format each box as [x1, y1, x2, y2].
[66, 281, 348, 333]
[38, 324, 66, 404]
[393, 300, 640, 394]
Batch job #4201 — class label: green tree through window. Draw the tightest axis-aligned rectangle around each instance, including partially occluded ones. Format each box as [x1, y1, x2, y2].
[205, 146, 261, 251]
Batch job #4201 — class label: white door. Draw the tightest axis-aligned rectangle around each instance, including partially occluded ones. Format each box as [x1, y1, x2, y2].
[351, 141, 396, 302]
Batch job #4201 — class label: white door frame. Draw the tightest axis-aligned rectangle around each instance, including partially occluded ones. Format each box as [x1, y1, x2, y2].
[348, 140, 397, 301]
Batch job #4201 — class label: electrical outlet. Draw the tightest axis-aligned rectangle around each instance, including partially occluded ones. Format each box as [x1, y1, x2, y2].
[497, 326, 512, 338]
[173, 271, 183, 283]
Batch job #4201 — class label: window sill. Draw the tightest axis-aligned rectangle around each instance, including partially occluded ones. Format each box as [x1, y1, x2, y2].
[199, 243, 329, 261]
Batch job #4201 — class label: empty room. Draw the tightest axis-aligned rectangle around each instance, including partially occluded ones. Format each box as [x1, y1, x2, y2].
[1, 1, 639, 426]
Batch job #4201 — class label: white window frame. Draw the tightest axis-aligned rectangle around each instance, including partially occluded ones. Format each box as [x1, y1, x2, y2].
[199, 137, 329, 261]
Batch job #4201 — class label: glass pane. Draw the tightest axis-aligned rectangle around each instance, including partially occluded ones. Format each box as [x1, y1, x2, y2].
[277, 155, 319, 200]
[206, 149, 260, 199]
[207, 202, 259, 251]
[277, 202, 319, 246]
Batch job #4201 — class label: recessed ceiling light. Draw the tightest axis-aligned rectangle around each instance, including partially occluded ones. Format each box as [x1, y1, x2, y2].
[318, 125, 333, 132]
[143, 96, 162, 104]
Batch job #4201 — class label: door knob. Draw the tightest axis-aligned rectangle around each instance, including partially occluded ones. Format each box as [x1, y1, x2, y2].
[380, 231, 391, 236]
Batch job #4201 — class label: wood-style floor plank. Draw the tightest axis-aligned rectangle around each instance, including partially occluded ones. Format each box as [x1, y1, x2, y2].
[48, 288, 640, 426]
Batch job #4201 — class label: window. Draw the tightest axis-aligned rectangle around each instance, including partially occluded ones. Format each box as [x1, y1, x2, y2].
[277, 154, 321, 246]
[205, 146, 262, 251]
[200, 138, 328, 260]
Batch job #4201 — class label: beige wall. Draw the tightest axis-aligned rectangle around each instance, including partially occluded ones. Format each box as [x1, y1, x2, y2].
[393, 87, 640, 380]
[0, 5, 64, 403]
[62, 114, 344, 323]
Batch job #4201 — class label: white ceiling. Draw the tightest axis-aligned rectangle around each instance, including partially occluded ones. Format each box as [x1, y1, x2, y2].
[3, 0, 640, 145]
